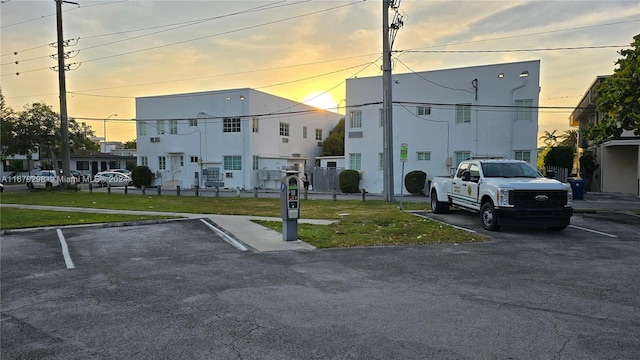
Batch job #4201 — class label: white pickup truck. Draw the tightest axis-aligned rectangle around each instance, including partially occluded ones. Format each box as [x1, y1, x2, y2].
[429, 159, 573, 231]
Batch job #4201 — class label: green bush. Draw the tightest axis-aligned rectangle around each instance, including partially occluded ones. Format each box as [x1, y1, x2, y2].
[405, 170, 427, 195]
[339, 169, 360, 193]
[131, 166, 153, 188]
[544, 145, 575, 170]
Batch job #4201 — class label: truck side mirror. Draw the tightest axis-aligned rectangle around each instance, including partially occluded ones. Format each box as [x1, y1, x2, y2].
[461, 170, 471, 182]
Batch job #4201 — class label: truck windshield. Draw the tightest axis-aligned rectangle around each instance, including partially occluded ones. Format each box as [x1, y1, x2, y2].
[482, 162, 541, 178]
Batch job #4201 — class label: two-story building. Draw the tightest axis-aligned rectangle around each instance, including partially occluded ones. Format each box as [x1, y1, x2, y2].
[570, 76, 640, 197]
[345, 60, 541, 195]
[135, 88, 341, 189]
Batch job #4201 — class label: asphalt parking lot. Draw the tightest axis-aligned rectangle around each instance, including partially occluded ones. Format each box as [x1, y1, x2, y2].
[2, 213, 639, 359]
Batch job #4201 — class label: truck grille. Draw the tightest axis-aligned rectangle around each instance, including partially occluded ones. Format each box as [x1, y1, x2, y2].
[510, 190, 567, 208]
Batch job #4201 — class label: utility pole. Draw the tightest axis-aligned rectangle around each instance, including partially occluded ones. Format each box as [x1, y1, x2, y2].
[382, 0, 404, 202]
[55, 0, 77, 187]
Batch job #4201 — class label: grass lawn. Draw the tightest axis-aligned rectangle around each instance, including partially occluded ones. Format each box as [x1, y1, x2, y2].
[0, 190, 484, 247]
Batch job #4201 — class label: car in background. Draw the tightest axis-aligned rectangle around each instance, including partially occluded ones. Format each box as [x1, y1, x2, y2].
[26, 170, 77, 189]
[111, 169, 132, 177]
[0, 183, 4, 192]
[92, 171, 132, 187]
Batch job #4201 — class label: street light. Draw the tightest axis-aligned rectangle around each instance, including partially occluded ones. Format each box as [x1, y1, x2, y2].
[103, 113, 117, 145]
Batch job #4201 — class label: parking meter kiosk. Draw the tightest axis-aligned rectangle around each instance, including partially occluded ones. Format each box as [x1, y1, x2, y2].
[280, 170, 300, 241]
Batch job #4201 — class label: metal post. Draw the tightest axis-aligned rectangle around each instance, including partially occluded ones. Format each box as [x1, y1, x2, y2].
[195, 185, 199, 197]
[176, 185, 180, 196]
[399, 161, 405, 210]
[157, 185, 161, 196]
[304, 187, 308, 200]
[332, 188, 337, 201]
[362, 188, 366, 202]
[89, 182, 93, 193]
[107, 184, 111, 194]
[124, 184, 128, 194]
[254, 187, 258, 198]
[142, 185, 146, 195]
[215, 186, 219, 197]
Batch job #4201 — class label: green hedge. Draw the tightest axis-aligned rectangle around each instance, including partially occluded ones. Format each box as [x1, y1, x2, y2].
[405, 170, 427, 195]
[339, 169, 360, 193]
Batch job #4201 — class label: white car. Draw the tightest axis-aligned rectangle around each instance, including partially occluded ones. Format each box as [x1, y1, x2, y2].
[111, 169, 132, 177]
[27, 170, 77, 189]
[92, 171, 132, 187]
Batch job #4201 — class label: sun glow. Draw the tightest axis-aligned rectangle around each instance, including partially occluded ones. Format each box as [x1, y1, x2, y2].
[302, 92, 338, 112]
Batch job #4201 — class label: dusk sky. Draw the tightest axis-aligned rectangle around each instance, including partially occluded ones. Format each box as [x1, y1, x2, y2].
[2, 0, 639, 145]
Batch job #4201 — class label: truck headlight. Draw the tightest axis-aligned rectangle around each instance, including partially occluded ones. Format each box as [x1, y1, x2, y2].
[497, 188, 512, 207]
[567, 187, 573, 206]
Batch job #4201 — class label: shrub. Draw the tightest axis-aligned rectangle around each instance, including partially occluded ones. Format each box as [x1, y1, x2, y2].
[544, 145, 575, 170]
[339, 169, 360, 193]
[405, 170, 427, 195]
[131, 166, 153, 188]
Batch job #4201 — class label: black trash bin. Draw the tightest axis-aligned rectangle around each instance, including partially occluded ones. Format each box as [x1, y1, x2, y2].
[567, 179, 585, 200]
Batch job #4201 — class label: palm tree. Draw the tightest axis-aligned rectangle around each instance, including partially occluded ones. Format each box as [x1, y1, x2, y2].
[539, 130, 558, 147]
[559, 129, 579, 149]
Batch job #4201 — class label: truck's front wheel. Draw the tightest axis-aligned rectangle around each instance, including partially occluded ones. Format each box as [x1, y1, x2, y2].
[481, 202, 501, 231]
[430, 190, 450, 214]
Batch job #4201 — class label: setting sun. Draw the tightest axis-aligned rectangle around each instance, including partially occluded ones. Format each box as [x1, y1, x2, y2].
[302, 92, 338, 112]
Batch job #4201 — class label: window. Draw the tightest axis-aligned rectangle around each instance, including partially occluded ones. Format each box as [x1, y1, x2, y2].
[223, 117, 241, 133]
[379, 108, 384, 127]
[76, 161, 89, 171]
[303, 126, 307, 139]
[157, 120, 165, 135]
[280, 122, 289, 137]
[158, 156, 166, 170]
[350, 110, 362, 128]
[515, 99, 533, 121]
[190, 156, 199, 163]
[252, 117, 259, 133]
[454, 151, 471, 168]
[139, 121, 147, 136]
[170, 120, 178, 134]
[349, 153, 362, 171]
[179, 156, 184, 166]
[189, 118, 198, 127]
[417, 151, 431, 161]
[417, 106, 431, 116]
[514, 150, 531, 163]
[253, 155, 259, 170]
[224, 155, 242, 170]
[141, 156, 148, 167]
[315, 128, 323, 141]
[455, 104, 471, 124]
[378, 153, 384, 171]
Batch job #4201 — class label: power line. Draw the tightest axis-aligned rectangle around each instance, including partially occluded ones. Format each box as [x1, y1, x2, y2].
[394, 57, 473, 93]
[398, 45, 626, 54]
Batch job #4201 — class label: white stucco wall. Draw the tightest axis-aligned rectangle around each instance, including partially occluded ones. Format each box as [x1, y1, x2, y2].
[136, 88, 340, 189]
[345, 60, 541, 195]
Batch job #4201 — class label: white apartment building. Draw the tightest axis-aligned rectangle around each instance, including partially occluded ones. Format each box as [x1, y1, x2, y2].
[345, 60, 541, 195]
[136, 88, 341, 189]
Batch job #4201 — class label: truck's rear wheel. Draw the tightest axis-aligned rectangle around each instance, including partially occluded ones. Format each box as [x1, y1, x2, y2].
[547, 225, 568, 231]
[430, 190, 450, 214]
[481, 202, 501, 231]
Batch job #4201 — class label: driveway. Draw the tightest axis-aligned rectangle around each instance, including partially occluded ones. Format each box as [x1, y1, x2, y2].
[2, 218, 639, 359]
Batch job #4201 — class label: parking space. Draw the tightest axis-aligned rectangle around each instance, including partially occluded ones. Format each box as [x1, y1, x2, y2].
[417, 209, 640, 242]
[2, 213, 640, 359]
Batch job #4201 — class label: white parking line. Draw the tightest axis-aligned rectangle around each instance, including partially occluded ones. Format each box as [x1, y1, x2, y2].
[56, 229, 76, 269]
[199, 219, 248, 252]
[569, 225, 618, 238]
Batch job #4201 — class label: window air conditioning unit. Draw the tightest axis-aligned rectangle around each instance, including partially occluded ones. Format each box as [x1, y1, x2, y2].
[292, 153, 301, 158]
[282, 138, 289, 143]
[317, 142, 323, 147]
[225, 172, 233, 178]
[150, 137, 160, 143]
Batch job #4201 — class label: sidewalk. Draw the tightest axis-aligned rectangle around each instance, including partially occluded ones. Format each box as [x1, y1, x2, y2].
[572, 192, 640, 213]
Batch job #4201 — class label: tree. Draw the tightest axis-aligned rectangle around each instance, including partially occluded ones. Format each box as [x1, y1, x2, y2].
[589, 34, 640, 144]
[538, 129, 558, 147]
[544, 146, 575, 170]
[124, 139, 137, 149]
[322, 118, 344, 156]
[559, 129, 579, 149]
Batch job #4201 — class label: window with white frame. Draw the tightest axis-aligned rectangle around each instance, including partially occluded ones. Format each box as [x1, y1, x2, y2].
[279, 122, 289, 137]
[252, 155, 259, 170]
[417, 151, 431, 161]
[350, 110, 362, 128]
[379, 108, 384, 127]
[378, 153, 384, 171]
[349, 153, 362, 171]
[158, 156, 166, 170]
[224, 155, 242, 170]
[139, 121, 147, 136]
[514, 150, 531, 162]
[315, 128, 323, 141]
[223, 118, 241, 133]
[303, 126, 307, 139]
[454, 151, 471, 167]
[157, 120, 165, 135]
[190, 156, 198, 163]
[455, 104, 471, 124]
[170, 120, 178, 134]
[141, 156, 148, 167]
[417, 106, 431, 116]
[189, 118, 198, 127]
[252, 117, 259, 133]
[515, 99, 533, 121]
